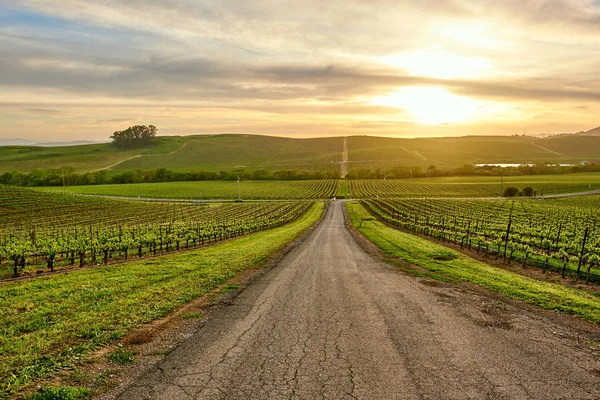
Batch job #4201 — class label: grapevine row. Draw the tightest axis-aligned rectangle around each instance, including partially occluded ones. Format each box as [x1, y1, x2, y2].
[361, 197, 600, 283]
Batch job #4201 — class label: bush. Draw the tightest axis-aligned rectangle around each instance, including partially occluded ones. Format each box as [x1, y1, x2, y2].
[28, 386, 91, 400]
[522, 186, 535, 197]
[503, 186, 520, 197]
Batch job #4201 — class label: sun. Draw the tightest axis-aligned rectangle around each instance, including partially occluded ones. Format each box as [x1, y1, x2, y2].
[371, 87, 480, 125]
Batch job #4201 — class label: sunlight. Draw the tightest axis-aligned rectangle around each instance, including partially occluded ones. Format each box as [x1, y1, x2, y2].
[380, 50, 491, 79]
[371, 87, 480, 125]
[441, 23, 510, 49]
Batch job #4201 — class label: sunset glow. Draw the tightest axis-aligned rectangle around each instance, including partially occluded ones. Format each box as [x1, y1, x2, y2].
[372, 87, 480, 125]
[1, 1, 599, 141]
[380, 51, 492, 80]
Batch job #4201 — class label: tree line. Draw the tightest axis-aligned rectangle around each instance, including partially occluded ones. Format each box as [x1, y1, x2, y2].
[0, 168, 341, 187]
[1, 162, 599, 187]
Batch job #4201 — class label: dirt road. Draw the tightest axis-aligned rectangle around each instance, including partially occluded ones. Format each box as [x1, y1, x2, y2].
[116, 202, 600, 399]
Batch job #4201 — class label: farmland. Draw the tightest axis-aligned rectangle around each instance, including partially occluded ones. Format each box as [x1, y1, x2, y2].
[3, 148, 600, 398]
[361, 196, 600, 282]
[37, 180, 338, 200]
[37, 172, 600, 200]
[348, 172, 600, 198]
[0, 185, 314, 279]
[3, 134, 600, 174]
[0, 202, 324, 398]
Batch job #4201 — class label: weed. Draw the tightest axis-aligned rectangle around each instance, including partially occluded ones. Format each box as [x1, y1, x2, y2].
[182, 313, 204, 320]
[107, 348, 138, 365]
[27, 386, 91, 400]
[220, 284, 240, 293]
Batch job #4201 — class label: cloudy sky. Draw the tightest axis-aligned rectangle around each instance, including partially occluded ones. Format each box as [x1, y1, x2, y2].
[1, 0, 600, 141]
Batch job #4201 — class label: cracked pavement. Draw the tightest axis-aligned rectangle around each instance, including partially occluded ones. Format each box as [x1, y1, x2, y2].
[116, 202, 600, 399]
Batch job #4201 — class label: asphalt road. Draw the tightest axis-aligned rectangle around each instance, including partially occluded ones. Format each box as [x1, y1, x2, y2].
[117, 202, 600, 399]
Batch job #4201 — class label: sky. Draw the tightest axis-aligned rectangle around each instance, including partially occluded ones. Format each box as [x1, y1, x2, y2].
[1, 0, 600, 141]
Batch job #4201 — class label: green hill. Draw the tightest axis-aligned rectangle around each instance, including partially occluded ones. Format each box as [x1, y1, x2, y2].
[1, 134, 599, 174]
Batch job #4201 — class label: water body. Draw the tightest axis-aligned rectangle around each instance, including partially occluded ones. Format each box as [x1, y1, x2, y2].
[475, 163, 574, 167]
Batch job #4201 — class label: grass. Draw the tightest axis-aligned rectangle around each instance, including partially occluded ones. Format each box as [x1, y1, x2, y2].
[26, 385, 91, 400]
[3, 134, 599, 174]
[0, 202, 324, 398]
[181, 313, 204, 320]
[346, 201, 600, 324]
[348, 135, 600, 169]
[106, 348, 138, 365]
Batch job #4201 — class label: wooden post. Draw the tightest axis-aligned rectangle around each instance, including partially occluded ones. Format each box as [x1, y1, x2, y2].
[576, 226, 589, 281]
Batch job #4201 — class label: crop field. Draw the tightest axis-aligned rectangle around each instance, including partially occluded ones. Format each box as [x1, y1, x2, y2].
[38, 179, 338, 200]
[361, 196, 600, 282]
[0, 202, 324, 397]
[0, 185, 314, 279]
[111, 135, 343, 172]
[4, 134, 600, 174]
[35, 173, 600, 200]
[347, 135, 600, 169]
[348, 172, 600, 198]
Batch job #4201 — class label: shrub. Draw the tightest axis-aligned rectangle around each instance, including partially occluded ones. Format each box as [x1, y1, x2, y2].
[522, 186, 535, 197]
[503, 186, 520, 197]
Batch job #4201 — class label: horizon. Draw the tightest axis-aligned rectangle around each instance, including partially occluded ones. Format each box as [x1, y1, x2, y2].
[1, 1, 600, 141]
[1, 126, 600, 146]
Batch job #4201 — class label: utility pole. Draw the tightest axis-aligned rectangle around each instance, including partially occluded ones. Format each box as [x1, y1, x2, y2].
[62, 169, 66, 193]
[237, 175, 241, 201]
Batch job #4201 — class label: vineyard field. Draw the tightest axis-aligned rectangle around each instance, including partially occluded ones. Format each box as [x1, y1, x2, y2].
[0, 185, 314, 279]
[361, 196, 600, 282]
[348, 172, 600, 198]
[37, 180, 338, 200]
[0, 202, 324, 397]
[35, 172, 600, 200]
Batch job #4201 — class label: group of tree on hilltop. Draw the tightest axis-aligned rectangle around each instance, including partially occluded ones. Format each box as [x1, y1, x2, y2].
[110, 125, 157, 149]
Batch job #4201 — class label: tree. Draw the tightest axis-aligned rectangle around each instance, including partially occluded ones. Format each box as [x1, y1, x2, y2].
[110, 125, 157, 149]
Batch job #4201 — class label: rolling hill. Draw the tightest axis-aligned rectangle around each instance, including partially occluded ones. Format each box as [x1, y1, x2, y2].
[1, 134, 599, 174]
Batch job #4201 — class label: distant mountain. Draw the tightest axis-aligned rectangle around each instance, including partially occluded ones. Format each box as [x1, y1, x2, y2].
[0, 138, 107, 147]
[34, 140, 108, 147]
[574, 126, 600, 136]
[0, 138, 37, 146]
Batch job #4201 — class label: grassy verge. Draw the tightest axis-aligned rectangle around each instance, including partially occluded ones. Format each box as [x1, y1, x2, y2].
[0, 202, 324, 398]
[346, 202, 600, 324]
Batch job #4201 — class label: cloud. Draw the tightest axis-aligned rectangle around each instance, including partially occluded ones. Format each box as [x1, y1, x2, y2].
[1, 0, 600, 140]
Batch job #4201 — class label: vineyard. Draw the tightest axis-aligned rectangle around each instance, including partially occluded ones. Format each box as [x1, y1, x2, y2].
[348, 173, 600, 198]
[36, 173, 600, 200]
[0, 185, 314, 279]
[38, 179, 338, 200]
[361, 196, 600, 283]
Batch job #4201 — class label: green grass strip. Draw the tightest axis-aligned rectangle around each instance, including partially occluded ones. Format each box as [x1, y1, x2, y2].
[0, 202, 324, 397]
[346, 202, 600, 324]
